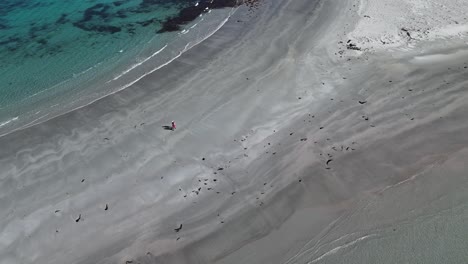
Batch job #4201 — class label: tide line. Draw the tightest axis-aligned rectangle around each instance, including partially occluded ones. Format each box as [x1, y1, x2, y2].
[108, 44, 168, 82]
[0, 117, 19, 128]
[308, 234, 377, 263]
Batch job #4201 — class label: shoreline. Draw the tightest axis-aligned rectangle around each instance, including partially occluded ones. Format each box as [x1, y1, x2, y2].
[2, 0, 468, 263]
[0, 5, 236, 138]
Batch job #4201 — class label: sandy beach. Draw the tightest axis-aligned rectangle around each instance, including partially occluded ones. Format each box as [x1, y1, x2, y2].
[1, 0, 468, 263]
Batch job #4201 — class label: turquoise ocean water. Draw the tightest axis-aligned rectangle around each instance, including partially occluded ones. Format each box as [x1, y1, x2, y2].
[0, 0, 235, 134]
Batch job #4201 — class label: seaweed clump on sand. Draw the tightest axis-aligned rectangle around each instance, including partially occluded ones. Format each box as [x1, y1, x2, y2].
[242, 0, 262, 9]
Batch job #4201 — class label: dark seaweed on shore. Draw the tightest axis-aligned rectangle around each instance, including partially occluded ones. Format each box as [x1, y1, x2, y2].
[157, 0, 239, 33]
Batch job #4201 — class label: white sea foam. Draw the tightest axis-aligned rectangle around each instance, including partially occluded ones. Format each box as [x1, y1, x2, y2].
[73, 64, 97, 78]
[0, 117, 19, 128]
[108, 44, 168, 82]
[308, 234, 377, 263]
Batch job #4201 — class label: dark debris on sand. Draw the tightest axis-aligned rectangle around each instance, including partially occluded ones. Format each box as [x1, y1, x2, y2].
[174, 224, 183, 232]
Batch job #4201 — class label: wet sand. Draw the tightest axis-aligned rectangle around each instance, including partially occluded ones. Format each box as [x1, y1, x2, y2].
[1, 0, 468, 263]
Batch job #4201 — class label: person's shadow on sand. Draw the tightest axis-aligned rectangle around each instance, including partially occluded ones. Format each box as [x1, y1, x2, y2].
[162, 125, 173, 131]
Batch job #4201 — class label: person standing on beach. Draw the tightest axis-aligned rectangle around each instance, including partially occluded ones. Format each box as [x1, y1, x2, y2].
[171, 121, 176, 131]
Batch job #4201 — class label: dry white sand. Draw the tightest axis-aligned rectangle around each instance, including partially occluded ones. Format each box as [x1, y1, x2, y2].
[1, 0, 468, 263]
[349, 0, 468, 51]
